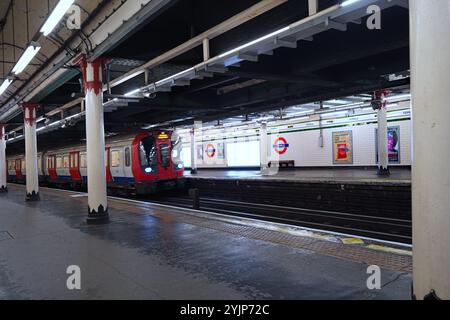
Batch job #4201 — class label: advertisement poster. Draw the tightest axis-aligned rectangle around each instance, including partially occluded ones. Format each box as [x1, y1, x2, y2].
[196, 144, 203, 160]
[333, 131, 353, 164]
[376, 126, 400, 164]
[217, 142, 225, 159]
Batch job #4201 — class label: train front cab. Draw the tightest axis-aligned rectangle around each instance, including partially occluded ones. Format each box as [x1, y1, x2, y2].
[132, 131, 184, 194]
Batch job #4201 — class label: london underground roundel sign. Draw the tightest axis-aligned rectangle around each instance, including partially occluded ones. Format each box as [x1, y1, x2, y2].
[205, 144, 216, 158]
[273, 137, 289, 155]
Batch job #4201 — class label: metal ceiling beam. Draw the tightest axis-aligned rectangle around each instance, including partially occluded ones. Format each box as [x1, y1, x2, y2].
[108, 0, 289, 88]
[135, 0, 407, 96]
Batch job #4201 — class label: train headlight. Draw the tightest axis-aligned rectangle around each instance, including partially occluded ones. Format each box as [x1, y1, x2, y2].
[145, 167, 152, 173]
[177, 163, 183, 169]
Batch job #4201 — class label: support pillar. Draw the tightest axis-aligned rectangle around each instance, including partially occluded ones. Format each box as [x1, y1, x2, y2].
[410, 0, 450, 300]
[373, 90, 390, 176]
[0, 124, 7, 193]
[22, 104, 40, 201]
[77, 55, 109, 224]
[260, 122, 269, 176]
[190, 126, 197, 174]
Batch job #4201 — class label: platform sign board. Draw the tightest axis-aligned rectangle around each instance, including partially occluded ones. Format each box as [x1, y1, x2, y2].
[273, 137, 289, 155]
[205, 143, 216, 158]
[375, 126, 400, 164]
[332, 131, 353, 164]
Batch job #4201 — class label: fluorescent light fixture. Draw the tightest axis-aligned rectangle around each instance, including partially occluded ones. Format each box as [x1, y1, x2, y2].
[125, 88, 140, 97]
[40, 0, 75, 36]
[341, 0, 362, 7]
[385, 94, 411, 102]
[218, 26, 290, 58]
[11, 42, 41, 75]
[0, 79, 12, 95]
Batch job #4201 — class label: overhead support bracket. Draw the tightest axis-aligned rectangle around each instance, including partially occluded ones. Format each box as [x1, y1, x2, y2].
[323, 18, 347, 31]
[238, 52, 259, 62]
[204, 65, 228, 73]
[173, 79, 190, 86]
[274, 37, 298, 48]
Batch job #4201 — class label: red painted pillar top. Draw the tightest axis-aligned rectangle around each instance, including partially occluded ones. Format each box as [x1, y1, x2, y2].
[74, 54, 110, 95]
[22, 103, 39, 126]
[373, 89, 391, 110]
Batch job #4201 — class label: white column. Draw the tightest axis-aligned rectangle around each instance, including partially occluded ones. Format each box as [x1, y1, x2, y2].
[377, 104, 389, 176]
[79, 57, 109, 223]
[0, 124, 7, 193]
[410, 0, 450, 300]
[260, 122, 269, 175]
[190, 127, 197, 174]
[23, 104, 39, 201]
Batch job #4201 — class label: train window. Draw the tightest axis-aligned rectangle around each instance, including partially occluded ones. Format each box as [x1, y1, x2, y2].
[38, 157, 42, 172]
[80, 154, 87, 168]
[160, 144, 170, 168]
[56, 157, 63, 168]
[21, 160, 25, 171]
[139, 136, 157, 170]
[111, 150, 120, 167]
[63, 156, 70, 168]
[125, 148, 131, 167]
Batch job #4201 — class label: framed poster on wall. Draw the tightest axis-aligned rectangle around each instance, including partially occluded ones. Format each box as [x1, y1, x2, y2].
[375, 126, 401, 164]
[196, 144, 203, 160]
[332, 131, 353, 164]
[217, 142, 225, 159]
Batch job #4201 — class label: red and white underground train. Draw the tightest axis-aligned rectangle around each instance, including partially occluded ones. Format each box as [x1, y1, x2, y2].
[6, 130, 185, 194]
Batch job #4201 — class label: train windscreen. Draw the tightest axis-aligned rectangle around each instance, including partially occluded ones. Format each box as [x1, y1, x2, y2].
[139, 136, 158, 172]
[171, 133, 183, 169]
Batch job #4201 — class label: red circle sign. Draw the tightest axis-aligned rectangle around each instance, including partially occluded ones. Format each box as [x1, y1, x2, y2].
[205, 144, 216, 158]
[273, 137, 289, 155]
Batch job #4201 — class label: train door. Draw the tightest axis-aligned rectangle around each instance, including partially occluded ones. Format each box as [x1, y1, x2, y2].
[15, 159, 23, 180]
[109, 148, 124, 182]
[69, 152, 82, 181]
[47, 155, 57, 181]
[105, 148, 113, 182]
[155, 133, 177, 180]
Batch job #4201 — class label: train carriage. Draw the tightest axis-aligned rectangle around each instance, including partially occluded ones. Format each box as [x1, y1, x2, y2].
[6, 130, 185, 195]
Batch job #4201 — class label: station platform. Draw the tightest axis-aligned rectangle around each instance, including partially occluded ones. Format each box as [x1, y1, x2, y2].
[0, 184, 411, 299]
[185, 167, 411, 185]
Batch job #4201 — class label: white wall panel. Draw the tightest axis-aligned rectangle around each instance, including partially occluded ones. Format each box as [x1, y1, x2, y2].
[180, 119, 412, 168]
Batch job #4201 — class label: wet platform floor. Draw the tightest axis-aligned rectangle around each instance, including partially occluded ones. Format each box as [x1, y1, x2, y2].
[0, 184, 411, 299]
[185, 168, 411, 184]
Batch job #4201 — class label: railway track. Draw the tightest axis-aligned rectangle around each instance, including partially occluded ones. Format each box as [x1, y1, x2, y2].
[142, 194, 412, 244]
